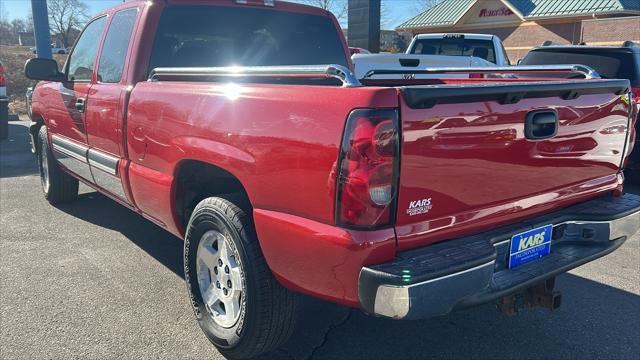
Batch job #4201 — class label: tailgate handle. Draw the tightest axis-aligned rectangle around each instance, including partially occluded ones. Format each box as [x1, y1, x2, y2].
[399, 58, 420, 67]
[525, 110, 558, 140]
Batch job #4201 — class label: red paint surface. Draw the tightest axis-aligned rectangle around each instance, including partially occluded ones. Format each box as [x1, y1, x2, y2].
[396, 93, 630, 250]
[254, 209, 396, 306]
[125, 81, 398, 232]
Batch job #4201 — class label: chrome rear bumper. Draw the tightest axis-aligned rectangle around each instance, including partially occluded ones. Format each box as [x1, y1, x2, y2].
[359, 193, 640, 319]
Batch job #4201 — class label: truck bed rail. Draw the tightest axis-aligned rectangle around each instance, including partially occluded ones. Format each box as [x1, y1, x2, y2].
[363, 64, 600, 79]
[149, 64, 361, 87]
[148, 64, 600, 87]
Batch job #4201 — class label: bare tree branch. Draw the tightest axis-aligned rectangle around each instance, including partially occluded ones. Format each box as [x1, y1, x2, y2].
[414, 0, 442, 13]
[47, 0, 88, 47]
[299, 0, 348, 21]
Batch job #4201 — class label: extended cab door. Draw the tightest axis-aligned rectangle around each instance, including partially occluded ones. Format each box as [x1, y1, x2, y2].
[49, 16, 106, 182]
[84, 7, 139, 203]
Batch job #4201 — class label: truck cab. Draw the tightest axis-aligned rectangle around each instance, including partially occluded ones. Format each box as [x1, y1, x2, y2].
[406, 33, 511, 66]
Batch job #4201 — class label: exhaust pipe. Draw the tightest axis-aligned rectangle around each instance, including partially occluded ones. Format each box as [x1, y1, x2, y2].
[498, 278, 562, 316]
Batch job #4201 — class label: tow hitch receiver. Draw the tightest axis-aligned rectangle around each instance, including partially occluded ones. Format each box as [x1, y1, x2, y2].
[498, 278, 562, 316]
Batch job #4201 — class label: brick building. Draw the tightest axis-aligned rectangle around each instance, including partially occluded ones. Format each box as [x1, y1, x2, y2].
[397, 0, 640, 61]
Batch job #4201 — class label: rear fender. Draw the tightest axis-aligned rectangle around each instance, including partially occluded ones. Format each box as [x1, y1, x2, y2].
[128, 137, 255, 237]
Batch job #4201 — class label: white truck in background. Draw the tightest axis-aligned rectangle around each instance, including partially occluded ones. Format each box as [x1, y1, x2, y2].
[406, 33, 511, 66]
[352, 33, 510, 80]
[351, 53, 495, 79]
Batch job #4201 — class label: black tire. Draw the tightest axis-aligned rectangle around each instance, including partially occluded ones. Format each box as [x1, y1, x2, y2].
[184, 196, 298, 359]
[37, 126, 79, 204]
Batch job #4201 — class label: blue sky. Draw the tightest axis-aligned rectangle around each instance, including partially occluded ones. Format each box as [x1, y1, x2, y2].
[0, 0, 422, 29]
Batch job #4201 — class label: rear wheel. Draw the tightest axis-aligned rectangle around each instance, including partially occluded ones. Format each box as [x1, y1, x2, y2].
[37, 126, 79, 204]
[184, 196, 298, 359]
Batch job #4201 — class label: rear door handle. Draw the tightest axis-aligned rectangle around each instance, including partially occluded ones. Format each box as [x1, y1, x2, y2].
[525, 110, 558, 140]
[75, 98, 85, 113]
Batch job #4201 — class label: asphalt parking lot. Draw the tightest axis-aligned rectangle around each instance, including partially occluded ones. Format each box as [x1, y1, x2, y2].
[1, 119, 639, 359]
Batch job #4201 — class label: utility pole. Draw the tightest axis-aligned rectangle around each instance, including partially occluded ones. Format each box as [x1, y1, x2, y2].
[347, 0, 381, 53]
[31, 0, 52, 59]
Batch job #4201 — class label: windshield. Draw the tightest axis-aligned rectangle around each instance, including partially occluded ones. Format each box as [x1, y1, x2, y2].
[149, 5, 349, 72]
[409, 37, 497, 64]
[521, 49, 640, 85]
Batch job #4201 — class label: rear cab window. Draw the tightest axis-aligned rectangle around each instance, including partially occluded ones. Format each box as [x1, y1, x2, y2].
[409, 36, 497, 64]
[148, 5, 348, 73]
[521, 49, 640, 86]
[97, 8, 138, 83]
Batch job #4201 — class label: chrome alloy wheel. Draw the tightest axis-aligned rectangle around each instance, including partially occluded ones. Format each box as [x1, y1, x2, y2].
[196, 230, 244, 328]
[40, 145, 50, 192]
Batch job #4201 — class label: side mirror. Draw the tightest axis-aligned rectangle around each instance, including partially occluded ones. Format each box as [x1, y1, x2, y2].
[24, 58, 65, 81]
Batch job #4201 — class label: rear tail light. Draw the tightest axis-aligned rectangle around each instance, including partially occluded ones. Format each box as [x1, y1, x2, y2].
[335, 109, 400, 228]
[0, 63, 5, 87]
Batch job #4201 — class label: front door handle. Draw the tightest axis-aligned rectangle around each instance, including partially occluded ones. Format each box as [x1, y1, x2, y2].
[525, 110, 558, 140]
[75, 98, 85, 113]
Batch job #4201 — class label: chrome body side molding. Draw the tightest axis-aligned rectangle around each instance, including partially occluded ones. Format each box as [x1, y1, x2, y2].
[88, 149, 118, 176]
[51, 135, 93, 181]
[50, 134, 127, 201]
[87, 149, 127, 199]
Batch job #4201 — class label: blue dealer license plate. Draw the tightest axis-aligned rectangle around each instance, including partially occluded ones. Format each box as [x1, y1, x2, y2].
[509, 224, 553, 269]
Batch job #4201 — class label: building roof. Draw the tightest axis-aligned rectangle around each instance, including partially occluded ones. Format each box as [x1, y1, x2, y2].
[398, 0, 475, 29]
[511, 0, 640, 18]
[397, 0, 640, 30]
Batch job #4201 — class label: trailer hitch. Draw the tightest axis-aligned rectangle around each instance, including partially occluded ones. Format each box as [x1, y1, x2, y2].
[497, 278, 562, 316]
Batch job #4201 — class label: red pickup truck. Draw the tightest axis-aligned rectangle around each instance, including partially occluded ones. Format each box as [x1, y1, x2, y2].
[25, 1, 640, 358]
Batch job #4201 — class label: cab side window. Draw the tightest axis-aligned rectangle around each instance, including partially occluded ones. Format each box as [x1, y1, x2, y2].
[67, 16, 106, 82]
[98, 9, 138, 83]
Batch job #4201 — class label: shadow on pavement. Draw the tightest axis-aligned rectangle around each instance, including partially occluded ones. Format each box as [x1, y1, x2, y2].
[55, 191, 185, 278]
[0, 122, 38, 178]
[262, 273, 640, 360]
[54, 190, 640, 360]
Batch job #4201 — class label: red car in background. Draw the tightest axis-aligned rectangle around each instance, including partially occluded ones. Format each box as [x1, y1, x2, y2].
[349, 46, 371, 55]
[0, 60, 8, 139]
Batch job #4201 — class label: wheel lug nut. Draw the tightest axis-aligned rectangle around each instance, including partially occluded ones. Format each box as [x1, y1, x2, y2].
[213, 267, 218, 275]
[224, 265, 229, 274]
[218, 259, 223, 266]
[223, 288, 228, 296]
[216, 281, 220, 289]
[227, 280, 232, 288]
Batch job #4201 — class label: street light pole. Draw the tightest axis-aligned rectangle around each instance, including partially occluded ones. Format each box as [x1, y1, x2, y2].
[31, 0, 52, 59]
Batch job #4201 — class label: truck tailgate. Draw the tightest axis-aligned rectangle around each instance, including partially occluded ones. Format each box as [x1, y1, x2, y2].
[395, 79, 632, 250]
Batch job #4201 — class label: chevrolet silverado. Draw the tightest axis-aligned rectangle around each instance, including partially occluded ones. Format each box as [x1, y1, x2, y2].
[24, 1, 640, 358]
